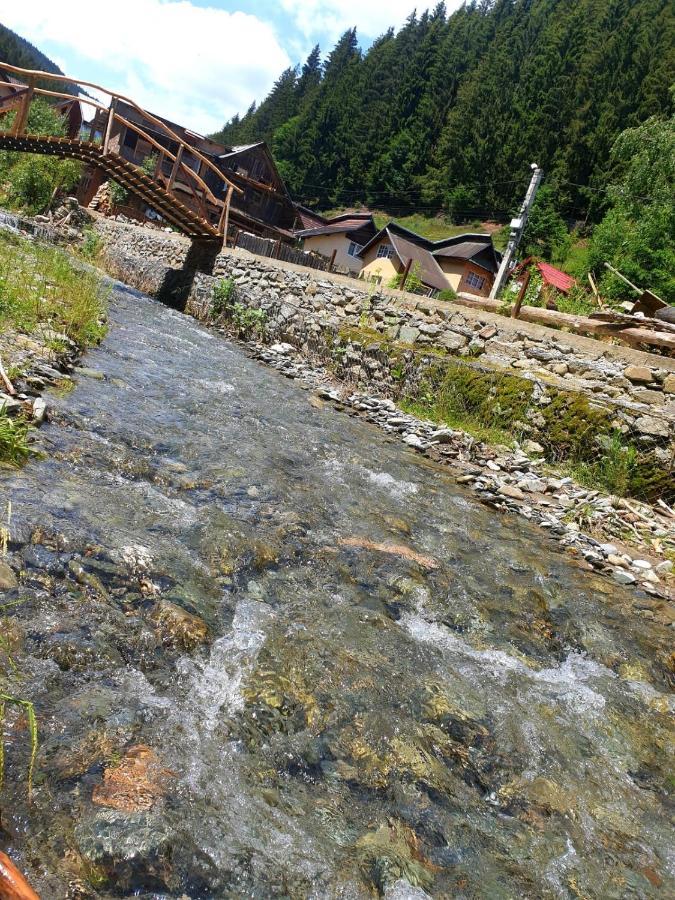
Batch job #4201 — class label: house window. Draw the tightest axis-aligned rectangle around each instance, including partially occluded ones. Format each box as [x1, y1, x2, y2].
[466, 271, 486, 291]
[123, 129, 138, 151]
[376, 243, 394, 259]
[348, 241, 363, 258]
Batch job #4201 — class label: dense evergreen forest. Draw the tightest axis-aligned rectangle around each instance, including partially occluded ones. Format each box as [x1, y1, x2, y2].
[211, 0, 674, 226]
[0, 23, 69, 81]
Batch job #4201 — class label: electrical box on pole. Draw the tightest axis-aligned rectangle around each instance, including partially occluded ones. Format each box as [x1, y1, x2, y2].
[489, 164, 543, 300]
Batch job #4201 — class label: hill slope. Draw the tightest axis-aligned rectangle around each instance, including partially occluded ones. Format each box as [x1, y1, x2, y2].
[0, 22, 77, 94]
[211, 0, 674, 223]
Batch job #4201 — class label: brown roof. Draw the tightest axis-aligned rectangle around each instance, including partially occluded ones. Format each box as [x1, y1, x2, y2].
[433, 240, 491, 260]
[388, 232, 449, 292]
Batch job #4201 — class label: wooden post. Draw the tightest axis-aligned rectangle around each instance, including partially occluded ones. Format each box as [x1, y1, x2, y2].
[328, 248, 337, 272]
[399, 257, 413, 290]
[11, 77, 35, 137]
[219, 184, 233, 243]
[231, 228, 241, 249]
[154, 150, 165, 179]
[103, 97, 117, 155]
[511, 269, 530, 318]
[167, 144, 184, 192]
[587, 272, 602, 307]
[273, 239, 282, 259]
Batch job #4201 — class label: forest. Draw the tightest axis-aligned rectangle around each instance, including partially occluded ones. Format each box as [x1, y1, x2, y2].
[213, 0, 672, 221]
[212, 0, 674, 299]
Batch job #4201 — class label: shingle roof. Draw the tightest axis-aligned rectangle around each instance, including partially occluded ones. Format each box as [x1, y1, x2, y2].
[515, 258, 576, 293]
[433, 240, 491, 260]
[387, 231, 450, 292]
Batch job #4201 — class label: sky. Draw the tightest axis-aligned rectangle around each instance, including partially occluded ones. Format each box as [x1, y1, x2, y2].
[0, 0, 463, 135]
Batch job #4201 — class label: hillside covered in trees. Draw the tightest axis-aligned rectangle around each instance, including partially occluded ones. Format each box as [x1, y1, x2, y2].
[0, 23, 70, 80]
[211, 0, 674, 227]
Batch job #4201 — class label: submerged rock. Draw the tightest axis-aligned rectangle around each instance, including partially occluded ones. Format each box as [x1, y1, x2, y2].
[0, 559, 18, 590]
[150, 599, 209, 652]
[92, 745, 175, 813]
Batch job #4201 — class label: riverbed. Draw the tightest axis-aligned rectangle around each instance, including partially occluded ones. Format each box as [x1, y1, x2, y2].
[1, 282, 673, 898]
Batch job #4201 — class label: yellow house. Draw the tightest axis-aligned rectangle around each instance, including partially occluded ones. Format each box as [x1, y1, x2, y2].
[359, 223, 500, 297]
[297, 213, 377, 273]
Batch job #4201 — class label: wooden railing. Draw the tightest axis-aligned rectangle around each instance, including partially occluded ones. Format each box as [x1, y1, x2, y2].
[0, 61, 243, 237]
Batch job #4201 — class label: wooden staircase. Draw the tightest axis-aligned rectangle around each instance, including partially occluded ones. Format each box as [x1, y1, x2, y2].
[0, 133, 220, 239]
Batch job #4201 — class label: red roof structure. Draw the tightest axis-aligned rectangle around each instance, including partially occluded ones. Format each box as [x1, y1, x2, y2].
[516, 257, 576, 293]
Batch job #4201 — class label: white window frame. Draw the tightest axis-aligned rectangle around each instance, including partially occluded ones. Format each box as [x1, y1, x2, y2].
[466, 271, 486, 291]
[347, 240, 363, 258]
[376, 243, 394, 259]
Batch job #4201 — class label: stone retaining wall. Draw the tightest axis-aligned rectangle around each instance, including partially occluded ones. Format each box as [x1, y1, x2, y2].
[94, 218, 675, 492]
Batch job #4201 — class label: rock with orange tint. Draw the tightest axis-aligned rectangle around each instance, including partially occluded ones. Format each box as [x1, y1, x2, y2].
[92, 745, 174, 813]
[337, 537, 438, 570]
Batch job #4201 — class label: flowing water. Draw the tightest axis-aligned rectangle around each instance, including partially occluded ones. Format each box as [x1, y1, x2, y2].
[1, 283, 673, 899]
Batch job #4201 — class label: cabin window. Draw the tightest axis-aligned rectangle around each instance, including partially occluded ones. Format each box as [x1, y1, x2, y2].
[376, 243, 394, 259]
[123, 130, 138, 150]
[348, 241, 363, 258]
[466, 271, 486, 290]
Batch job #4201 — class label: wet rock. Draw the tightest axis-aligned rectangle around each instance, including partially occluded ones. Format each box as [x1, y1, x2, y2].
[353, 820, 435, 894]
[0, 559, 18, 590]
[93, 745, 175, 813]
[150, 599, 209, 652]
[613, 569, 636, 585]
[75, 809, 172, 890]
[385, 879, 433, 899]
[73, 367, 105, 380]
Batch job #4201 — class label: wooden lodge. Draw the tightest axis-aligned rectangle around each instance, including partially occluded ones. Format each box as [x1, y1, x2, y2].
[78, 101, 297, 240]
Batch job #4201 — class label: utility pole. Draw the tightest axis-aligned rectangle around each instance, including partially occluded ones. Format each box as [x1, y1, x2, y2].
[489, 163, 543, 299]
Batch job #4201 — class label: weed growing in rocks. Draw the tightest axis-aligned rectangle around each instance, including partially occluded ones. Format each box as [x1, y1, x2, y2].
[211, 277, 237, 317]
[0, 410, 30, 467]
[0, 230, 107, 346]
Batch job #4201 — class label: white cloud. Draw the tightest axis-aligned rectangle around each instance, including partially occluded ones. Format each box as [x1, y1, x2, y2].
[280, 0, 464, 44]
[0, 0, 290, 133]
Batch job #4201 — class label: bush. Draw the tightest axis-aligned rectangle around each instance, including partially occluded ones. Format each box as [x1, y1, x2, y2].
[211, 278, 236, 316]
[80, 227, 102, 260]
[437, 288, 457, 302]
[108, 180, 129, 206]
[0, 98, 82, 214]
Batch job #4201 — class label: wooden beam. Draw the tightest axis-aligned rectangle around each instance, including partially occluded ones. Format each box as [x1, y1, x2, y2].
[167, 144, 183, 192]
[10, 77, 34, 137]
[399, 257, 413, 290]
[219, 184, 233, 241]
[511, 269, 530, 318]
[103, 97, 117, 155]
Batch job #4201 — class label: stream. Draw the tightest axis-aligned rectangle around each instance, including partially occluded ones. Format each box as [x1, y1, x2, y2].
[1, 282, 673, 899]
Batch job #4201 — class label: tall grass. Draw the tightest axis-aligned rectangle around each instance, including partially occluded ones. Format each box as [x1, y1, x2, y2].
[0, 230, 107, 346]
[0, 411, 30, 467]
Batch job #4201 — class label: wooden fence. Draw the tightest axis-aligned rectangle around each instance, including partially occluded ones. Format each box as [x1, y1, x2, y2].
[230, 229, 352, 276]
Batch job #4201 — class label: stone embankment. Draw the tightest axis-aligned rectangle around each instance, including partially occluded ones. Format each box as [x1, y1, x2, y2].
[91, 218, 675, 598]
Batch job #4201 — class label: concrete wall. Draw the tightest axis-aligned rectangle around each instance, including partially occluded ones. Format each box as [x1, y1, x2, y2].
[93, 218, 675, 464]
[302, 233, 362, 273]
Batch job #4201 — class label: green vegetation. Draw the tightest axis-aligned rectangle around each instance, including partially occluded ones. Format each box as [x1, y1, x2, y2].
[0, 229, 107, 345]
[589, 108, 675, 302]
[80, 226, 103, 261]
[211, 277, 237, 317]
[0, 98, 81, 215]
[211, 278, 267, 336]
[212, 0, 673, 235]
[0, 412, 30, 467]
[0, 22, 73, 87]
[388, 261, 424, 293]
[108, 180, 129, 206]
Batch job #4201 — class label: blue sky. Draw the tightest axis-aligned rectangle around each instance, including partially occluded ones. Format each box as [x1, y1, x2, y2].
[0, 1, 462, 134]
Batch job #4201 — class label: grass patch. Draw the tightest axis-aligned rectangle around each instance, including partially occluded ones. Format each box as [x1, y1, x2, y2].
[320, 207, 496, 244]
[0, 229, 107, 346]
[400, 361, 533, 448]
[0, 410, 30, 467]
